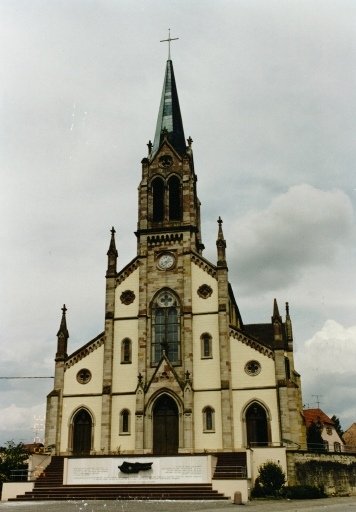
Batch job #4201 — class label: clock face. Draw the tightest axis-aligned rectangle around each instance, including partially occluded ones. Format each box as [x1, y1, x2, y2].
[158, 253, 175, 270]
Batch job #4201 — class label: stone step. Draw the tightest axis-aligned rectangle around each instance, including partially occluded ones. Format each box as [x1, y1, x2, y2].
[213, 452, 247, 480]
[10, 483, 228, 501]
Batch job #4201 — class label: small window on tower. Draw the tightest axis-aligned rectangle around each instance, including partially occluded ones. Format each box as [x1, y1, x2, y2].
[203, 406, 215, 432]
[200, 333, 212, 359]
[120, 409, 130, 435]
[168, 176, 181, 220]
[121, 338, 132, 364]
[152, 177, 164, 222]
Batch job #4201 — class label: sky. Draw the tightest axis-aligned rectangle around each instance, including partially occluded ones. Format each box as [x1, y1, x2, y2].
[1, 0, 355, 446]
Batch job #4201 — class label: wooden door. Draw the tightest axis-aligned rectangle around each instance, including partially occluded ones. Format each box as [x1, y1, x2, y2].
[73, 409, 92, 455]
[246, 403, 269, 447]
[153, 395, 179, 454]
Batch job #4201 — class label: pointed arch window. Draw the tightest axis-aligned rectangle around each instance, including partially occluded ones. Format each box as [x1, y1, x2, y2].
[201, 333, 212, 359]
[152, 177, 164, 222]
[168, 175, 181, 220]
[152, 290, 181, 365]
[121, 338, 132, 364]
[203, 406, 215, 432]
[120, 409, 131, 435]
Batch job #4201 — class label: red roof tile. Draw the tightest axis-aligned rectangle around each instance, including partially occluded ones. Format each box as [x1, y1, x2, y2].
[303, 408, 334, 428]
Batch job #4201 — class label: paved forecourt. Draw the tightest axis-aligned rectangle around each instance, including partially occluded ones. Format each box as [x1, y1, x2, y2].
[1, 496, 356, 512]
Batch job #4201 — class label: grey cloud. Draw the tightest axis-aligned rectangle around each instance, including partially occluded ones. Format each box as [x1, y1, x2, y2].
[227, 184, 354, 294]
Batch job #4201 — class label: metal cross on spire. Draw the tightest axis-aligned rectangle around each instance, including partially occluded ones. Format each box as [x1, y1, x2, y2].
[160, 29, 179, 60]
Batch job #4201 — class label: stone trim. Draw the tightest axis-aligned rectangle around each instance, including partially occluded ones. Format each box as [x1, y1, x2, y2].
[230, 329, 274, 359]
[197, 284, 213, 299]
[120, 290, 136, 305]
[191, 255, 217, 279]
[65, 334, 105, 370]
[116, 258, 140, 285]
[147, 233, 183, 246]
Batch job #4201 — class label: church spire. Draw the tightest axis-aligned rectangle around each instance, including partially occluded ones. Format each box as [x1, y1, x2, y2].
[106, 227, 118, 277]
[272, 298, 283, 348]
[216, 216, 227, 267]
[151, 59, 186, 158]
[55, 304, 69, 361]
[285, 301, 294, 346]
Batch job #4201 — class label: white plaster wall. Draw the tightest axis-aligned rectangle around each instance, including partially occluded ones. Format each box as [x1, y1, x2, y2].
[230, 337, 276, 389]
[249, 447, 287, 484]
[63, 345, 104, 395]
[2, 482, 34, 501]
[322, 426, 344, 451]
[112, 318, 139, 394]
[191, 263, 218, 313]
[192, 313, 221, 389]
[232, 389, 280, 449]
[60, 396, 103, 453]
[114, 267, 139, 318]
[111, 394, 137, 453]
[194, 391, 222, 451]
[212, 479, 249, 502]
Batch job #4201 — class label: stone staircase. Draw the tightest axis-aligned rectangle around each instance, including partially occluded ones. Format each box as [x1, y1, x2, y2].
[213, 452, 247, 479]
[10, 456, 229, 501]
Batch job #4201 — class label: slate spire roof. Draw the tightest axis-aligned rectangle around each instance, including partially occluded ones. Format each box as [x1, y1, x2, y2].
[57, 304, 69, 339]
[152, 59, 186, 158]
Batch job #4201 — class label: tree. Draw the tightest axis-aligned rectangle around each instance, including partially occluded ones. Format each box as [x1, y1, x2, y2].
[255, 460, 286, 496]
[0, 441, 30, 484]
[331, 415, 344, 438]
[307, 421, 325, 451]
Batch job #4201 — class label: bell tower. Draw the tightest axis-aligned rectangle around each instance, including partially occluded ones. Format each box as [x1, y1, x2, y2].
[136, 59, 204, 256]
[134, 56, 204, 453]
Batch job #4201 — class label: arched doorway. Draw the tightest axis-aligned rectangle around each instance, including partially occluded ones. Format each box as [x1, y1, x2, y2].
[153, 394, 179, 454]
[73, 409, 92, 455]
[246, 402, 269, 447]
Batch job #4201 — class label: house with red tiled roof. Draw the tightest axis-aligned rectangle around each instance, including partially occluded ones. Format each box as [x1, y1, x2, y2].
[304, 408, 344, 452]
[343, 423, 356, 451]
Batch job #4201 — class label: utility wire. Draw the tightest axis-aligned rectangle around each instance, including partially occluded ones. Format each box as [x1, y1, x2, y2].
[0, 377, 54, 379]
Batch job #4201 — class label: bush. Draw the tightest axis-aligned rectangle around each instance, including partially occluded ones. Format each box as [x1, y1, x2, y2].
[251, 460, 286, 497]
[251, 477, 268, 498]
[281, 485, 326, 499]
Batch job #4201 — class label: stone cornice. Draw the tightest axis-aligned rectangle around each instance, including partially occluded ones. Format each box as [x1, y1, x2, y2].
[191, 254, 217, 279]
[65, 333, 105, 370]
[116, 258, 140, 285]
[147, 233, 183, 246]
[230, 328, 274, 359]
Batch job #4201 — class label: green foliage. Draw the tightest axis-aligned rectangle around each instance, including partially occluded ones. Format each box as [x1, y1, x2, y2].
[307, 421, 326, 451]
[0, 441, 29, 483]
[331, 415, 344, 438]
[281, 485, 326, 499]
[251, 477, 268, 498]
[252, 460, 286, 497]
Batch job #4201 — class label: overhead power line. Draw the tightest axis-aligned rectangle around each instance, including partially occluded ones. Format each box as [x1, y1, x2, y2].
[0, 376, 54, 379]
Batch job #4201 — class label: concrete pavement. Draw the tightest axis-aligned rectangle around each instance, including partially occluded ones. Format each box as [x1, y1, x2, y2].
[1, 497, 356, 512]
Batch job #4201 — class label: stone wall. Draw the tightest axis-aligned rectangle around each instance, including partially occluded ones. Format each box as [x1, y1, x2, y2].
[287, 450, 356, 495]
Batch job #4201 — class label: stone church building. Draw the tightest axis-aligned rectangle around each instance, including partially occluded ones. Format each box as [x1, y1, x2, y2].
[45, 57, 306, 459]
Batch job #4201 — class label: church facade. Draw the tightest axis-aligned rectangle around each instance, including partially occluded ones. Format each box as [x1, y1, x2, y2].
[45, 58, 306, 457]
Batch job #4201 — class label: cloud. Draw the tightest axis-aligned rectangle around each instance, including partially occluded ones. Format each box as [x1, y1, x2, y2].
[227, 184, 354, 294]
[0, 403, 46, 445]
[296, 320, 356, 431]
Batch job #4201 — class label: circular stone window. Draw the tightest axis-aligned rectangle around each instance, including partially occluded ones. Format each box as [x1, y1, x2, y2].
[76, 368, 92, 384]
[245, 360, 261, 376]
[197, 284, 213, 299]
